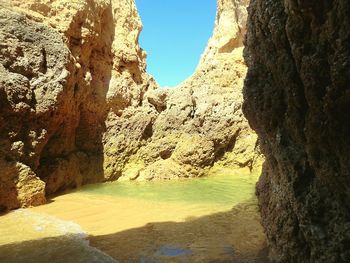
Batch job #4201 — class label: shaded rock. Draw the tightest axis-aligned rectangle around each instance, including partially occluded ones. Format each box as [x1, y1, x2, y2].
[0, 0, 156, 209]
[244, 0, 350, 261]
[0, 6, 73, 209]
[0, 161, 46, 211]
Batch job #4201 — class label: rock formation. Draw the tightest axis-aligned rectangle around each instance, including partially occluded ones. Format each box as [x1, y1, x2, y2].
[0, 0, 156, 210]
[0, 0, 260, 210]
[118, 0, 262, 181]
[244, 0, 350, 262]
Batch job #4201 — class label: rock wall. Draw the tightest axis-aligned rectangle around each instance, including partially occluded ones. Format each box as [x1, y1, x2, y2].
[116, 0, 262, 181]
[244, 0, 350, 262]
[0, 0, 156, 210]
[0, 0, 261, 210]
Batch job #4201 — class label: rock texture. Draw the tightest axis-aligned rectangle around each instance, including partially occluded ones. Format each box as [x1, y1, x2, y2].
[116, 0, 262, 181]
[0, 0, 261, 210]
[0, 0, 156, 210]
[244, 0, 350, 262]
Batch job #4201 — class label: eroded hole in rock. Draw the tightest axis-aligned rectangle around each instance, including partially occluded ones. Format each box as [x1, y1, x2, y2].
[141, 120, 154, 140]
[159, 148, 173, 160]
[40, 47, 47, 74]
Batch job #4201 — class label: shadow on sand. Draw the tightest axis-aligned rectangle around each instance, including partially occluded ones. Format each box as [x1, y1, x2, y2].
[0, 197, 269, 263]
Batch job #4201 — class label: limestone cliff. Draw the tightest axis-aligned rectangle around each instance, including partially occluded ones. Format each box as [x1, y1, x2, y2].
[0, 0, 156, 210]
[244, 0, 350, 262]
[116, 0, 262, 180]
[0, 0, 260, 210]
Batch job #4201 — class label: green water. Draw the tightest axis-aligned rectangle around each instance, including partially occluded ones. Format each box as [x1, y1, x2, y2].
[0, 173, 268, 263]
[80, 174, 258, 206]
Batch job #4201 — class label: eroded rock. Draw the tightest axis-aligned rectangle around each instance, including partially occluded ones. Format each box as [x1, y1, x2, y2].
[244, 0, 350, 261]
[0, 6, 74, 209]
[0, 0, 261, 210]
[117, 0, 263, 181]
[0, 0, 156, 209]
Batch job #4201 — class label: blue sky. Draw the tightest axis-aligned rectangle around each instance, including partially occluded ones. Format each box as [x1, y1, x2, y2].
[135, 0, 217, 87]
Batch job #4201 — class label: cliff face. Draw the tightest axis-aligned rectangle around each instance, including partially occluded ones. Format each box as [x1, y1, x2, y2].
[115, 0, 262, 181]
[0, 0, 156, 210]
[244, 0, 350, 262]
[0, 0, 260, 210]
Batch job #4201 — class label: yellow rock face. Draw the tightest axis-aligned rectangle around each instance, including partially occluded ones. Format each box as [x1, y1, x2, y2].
[116, 0, 263, 181]
[0, 0, 262, 209]
[0, 0, 156, 209]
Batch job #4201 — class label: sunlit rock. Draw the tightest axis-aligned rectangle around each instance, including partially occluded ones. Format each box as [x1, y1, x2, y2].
[0, 0, 261, 210]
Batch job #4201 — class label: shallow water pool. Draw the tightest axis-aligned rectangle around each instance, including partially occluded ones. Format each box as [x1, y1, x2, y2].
[0, 173, 268, 263]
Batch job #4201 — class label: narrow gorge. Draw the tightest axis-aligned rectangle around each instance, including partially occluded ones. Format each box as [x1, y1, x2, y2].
[0, 0, 260, 210]
[0, 0, 349, 262]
